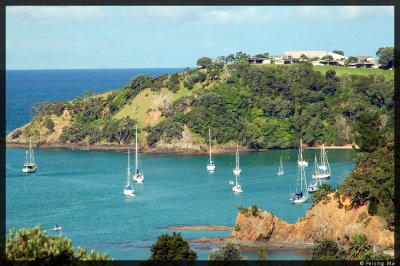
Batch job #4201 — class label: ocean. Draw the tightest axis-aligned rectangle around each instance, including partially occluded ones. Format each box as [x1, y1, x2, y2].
[6, 69, 356, 260]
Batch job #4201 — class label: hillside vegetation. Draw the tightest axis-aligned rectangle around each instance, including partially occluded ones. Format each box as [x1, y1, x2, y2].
[7, 60, 393, 151]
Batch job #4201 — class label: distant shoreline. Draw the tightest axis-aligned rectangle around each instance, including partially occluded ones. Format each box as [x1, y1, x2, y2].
[5, 142, 354, 154]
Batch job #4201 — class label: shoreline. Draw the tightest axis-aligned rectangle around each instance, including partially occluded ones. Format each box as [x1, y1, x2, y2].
[5, 142, 355, 154]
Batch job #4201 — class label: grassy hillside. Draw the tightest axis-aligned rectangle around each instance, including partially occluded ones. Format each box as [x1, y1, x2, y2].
[6, 60, 393, 151]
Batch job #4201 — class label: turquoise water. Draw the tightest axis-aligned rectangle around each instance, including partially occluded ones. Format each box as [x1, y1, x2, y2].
[6, 148, 355, 260]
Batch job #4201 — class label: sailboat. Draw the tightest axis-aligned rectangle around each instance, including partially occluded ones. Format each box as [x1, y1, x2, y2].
[297, 138, 308, 167]
[206, 128, 216, 171]
[132, 125, 145, 183]
[277, 156, 284, 176]
[290, 140, 309, 203]
[22, 141, 37, 173]
[312, 144, 331, 179]
[124, 149, 135, 197]
[308, 156, 322, 193]
[233, 141, 241, 175]
[232, 173, 243, 193]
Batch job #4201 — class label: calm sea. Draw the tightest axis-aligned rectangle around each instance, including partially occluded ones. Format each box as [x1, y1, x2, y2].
[6, 68, 183, 134]
[6, 69, 356, 260]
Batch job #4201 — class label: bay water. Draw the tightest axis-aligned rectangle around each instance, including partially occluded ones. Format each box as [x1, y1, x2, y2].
[6, 69, 356, 260]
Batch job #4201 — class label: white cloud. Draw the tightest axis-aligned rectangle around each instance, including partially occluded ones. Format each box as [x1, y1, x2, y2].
[6, 6, 103, 24]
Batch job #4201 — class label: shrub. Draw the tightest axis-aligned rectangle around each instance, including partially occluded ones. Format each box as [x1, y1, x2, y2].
[208, 242, 244, 261]
[43, 117, 55, 132]
[6, 224, 108, 261]
[149, 232, 197, 261]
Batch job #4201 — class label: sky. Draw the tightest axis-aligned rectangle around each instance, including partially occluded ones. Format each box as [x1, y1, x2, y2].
[6, 6, 395, 70]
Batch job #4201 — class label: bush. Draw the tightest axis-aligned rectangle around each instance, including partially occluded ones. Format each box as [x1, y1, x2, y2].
[6, 224, 108, 261]
[367, 197, 378, 216]
[43, 117, 55, 132]
[149, 232, 197, 261]
[10, 129, 22, 139]
[312, 239, 346, 260]
[208, 242, 244, 261]
[312, 184, 336, 206]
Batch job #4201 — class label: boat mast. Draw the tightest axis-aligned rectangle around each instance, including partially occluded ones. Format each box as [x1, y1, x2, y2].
[209, 128, 212, 163]
[280, 156, 283, 172]
[298, 139, 303, 162]
[127, 150, 131, 186]
[236, 141, 239, 169]
[135, 124, 138, 173]
[29, 141, 35, 164]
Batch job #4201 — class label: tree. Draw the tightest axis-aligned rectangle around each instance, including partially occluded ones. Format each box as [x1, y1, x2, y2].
[43, 117, 55, 132]
[312, 239, 340, 260]
[208, 242, 244, 261]
[300, 54, 308, 60]
[347, 56, 358, 63]
[347, 233, 371, 260]
[376, 47, 384, 57]
[332, 50, 344, 56]
[257, 245, 267, 260]
[196, 57, 212, 68]
[149, 232, 197, 261]
[6, 225, 108, 261]
[254, 52, 269, 58]
[83, 90, 95, 98]
[321, 55, 334, 61]
[354, 112, 384, 152]
[377, 47, 394, 69]
[325, 70, 336, 79]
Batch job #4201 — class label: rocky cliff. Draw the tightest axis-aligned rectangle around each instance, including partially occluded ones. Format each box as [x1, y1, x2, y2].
[231, 194, 393, 249]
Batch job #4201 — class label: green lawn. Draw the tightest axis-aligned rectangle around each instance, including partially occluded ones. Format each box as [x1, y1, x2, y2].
[313, 66, 393, 80]
[255, 64, 393, 80]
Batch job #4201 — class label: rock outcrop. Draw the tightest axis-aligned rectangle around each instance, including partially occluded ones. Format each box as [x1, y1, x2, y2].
[231, 194, 394, 249]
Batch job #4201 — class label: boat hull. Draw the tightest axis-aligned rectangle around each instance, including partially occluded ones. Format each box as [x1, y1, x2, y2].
[312, 173, 331, 180]
[307, 185, 318, 193]
[207, 164, 215, 171]
[289, 196, 308, 203]
[232, 185, 243, 193]
[297, 161, 308, 167]
[277, 171, 284, 176]
[22, 165, 37, 173]
[133, 174, 144, 183]
[124, 189, 135, 197]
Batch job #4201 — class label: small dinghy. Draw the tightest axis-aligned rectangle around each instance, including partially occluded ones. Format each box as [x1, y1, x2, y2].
[53, 224, 62, 231]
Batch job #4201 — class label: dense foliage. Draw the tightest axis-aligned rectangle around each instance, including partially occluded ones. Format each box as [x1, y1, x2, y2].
[149, 232, 197, 261]
[147, 61, 393, 149]
[338, 112, 394, 226]
[312, 239, 346, 260]
[208, 242, 244, 261]
[6, 225, 108, 262]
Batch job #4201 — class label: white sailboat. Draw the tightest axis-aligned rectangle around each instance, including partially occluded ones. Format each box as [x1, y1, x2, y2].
[206, 128, 216, 171]
[22, 141, 37, 173]
[124, 149, 135, 197]
[277, 156, 284, 176]
[312, 144, 331, 179]
[233, 141, 241, 175]
[297, 138, 308, 167]
[290, 140, 309, 203]
[308, 156, 322, 193]
[232, 173, 243, 193]
[132, 125, 144, 183]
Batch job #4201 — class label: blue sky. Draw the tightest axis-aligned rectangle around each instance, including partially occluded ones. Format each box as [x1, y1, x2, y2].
[6, 6, 394, 70]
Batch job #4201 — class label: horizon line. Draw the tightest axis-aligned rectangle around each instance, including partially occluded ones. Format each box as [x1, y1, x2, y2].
[6, 66, 192, 71]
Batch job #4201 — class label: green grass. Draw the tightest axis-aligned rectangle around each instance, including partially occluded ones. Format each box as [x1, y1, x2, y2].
[255, 64, 393, 80]
[313, 66, 394, 80]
